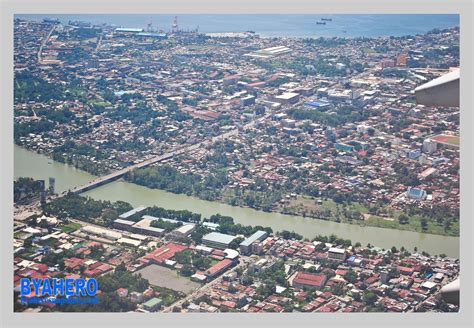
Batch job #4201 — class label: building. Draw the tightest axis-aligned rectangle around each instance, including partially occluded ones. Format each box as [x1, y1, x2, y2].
[133, 226, 165, 237]
[407, 187, 427, 200]
[244, 46, 292, 59]
[397, 53, 408, 66]
[240, 95, 256, 107]
[115, 28, 144, 33]
[328, 247, 346, 262]
[248, 258, 275, 275]
[223, 74, 240, 85]
[239, 230, 268, 255]
[202, 232, 237, 249]
[423, 139, 438, 154]
[291, 272, 327, 290]
[130, 216, 166, 237]
[380, 58, 396, 69]
[274, 92, 300, 105]
[113, 218, 135, 231]
[335, 143, 355, 153]
[140, 242, 188, 265]
[81, 225, 122, 241]
[202, 222, 219, 231]
[143, 297, 162, 312]
[119, 206, 146, 220]
[408, 149, 422, 160]
[171, 223, 196, 238]
[205, 258, 234, 278]
[117, 237, 141, 247]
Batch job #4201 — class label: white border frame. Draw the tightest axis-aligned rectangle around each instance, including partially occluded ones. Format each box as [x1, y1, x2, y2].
[1, 1, 473, 327]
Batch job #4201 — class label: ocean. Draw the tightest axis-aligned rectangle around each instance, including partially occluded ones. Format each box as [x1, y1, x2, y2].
[15, 14, 459, 38]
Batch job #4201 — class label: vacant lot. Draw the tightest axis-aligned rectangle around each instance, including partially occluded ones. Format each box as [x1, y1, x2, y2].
[135, 264, 200, 294]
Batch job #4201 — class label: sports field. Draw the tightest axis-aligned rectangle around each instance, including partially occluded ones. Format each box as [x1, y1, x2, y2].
[431, 134, 460, 147]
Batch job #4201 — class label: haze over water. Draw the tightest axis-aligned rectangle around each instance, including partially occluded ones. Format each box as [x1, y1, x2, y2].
[16, 14, 459, 38]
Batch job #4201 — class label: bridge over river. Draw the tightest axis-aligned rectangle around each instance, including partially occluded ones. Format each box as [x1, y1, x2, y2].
[66, 129, 239, 195]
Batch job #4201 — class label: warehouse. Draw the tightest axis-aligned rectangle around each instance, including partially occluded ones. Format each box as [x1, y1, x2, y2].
[81, 225, 122, 241]
[119, 206, 146, 219]
[202, 232, 237, 249]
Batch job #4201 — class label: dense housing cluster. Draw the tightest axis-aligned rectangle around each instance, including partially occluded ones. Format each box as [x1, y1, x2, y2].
[13, 16, 460, 313]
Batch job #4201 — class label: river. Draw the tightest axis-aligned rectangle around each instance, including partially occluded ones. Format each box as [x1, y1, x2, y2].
[14, 145, 460, 257]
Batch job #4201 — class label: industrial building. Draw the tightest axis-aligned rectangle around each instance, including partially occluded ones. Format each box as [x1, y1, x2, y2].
[81, 225, 122, 241]
[113, 216, 165, 237]
[115, 27, 144, 33]
[171, 223, 196, 238]
[118, 206, 146, 220]
[244, 46, 292, 59]
[202, 232, 237, 249]
[113, 218, 135, 231]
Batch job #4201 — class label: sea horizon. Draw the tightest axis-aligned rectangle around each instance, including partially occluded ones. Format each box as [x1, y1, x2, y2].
[15, 14, 459, 38]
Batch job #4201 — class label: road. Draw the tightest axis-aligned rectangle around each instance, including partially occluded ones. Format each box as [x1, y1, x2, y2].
[161, 257, 251, 313]
[38, 24, 56, 64]
[66, 120, 248, 195]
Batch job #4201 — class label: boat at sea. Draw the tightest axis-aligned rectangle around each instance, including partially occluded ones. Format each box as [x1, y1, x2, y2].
[316, 22, 326, 25]
[321, 18, 332, 22]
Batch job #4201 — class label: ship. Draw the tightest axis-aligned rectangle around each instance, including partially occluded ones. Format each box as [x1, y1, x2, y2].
[321, 18, 332, 21]
[316, 21, 326, 25]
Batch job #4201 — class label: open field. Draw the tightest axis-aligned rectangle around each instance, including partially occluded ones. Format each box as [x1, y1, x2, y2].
[431, 134, 460, 147]
[59, 222, 82, 233]
[135, 264, 201, 294]
[282, 195, 459, 237]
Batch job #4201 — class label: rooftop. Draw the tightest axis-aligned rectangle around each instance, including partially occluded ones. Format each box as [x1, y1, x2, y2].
[202, 232, 237, 245]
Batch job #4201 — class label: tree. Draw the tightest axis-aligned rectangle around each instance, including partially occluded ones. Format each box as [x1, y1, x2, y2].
[343, 269, 358, 284]
[398, 214, 410, 225]
[179, 265, 195, 277]
[420, 218, 429, 231]
[363, 291, 377, 305]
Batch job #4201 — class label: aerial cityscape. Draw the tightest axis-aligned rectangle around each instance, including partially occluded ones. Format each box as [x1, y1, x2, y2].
[13, 14, 460, 313]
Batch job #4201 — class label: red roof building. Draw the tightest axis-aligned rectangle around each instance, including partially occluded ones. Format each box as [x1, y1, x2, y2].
[140, 242, 188, 265]
[205, 259, 233, 278]
[292, 272, 327, 290]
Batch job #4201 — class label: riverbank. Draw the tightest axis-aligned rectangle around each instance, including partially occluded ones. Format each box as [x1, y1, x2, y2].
[15, 145, 460, 257]
[16, 144, 458, 238]
[123, 168, 459, 238]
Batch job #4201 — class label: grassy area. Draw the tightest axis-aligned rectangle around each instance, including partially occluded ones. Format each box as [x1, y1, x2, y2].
[361, 47, 377, 54]
[14, 231, 27, 239]
[365, 215, 459, 236]
[153, 286, 183, 306]
[209, 258, 220, 266]
[59, 222, 83, 233]
[432, 134, 460, 146]
[283, 195, 459, 237]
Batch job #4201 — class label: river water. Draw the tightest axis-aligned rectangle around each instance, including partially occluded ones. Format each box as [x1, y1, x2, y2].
[14, 145, 460, 257]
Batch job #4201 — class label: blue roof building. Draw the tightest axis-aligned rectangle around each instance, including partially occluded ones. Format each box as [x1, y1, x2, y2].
[407, 187, 427, 200]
